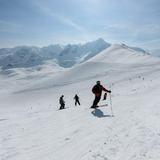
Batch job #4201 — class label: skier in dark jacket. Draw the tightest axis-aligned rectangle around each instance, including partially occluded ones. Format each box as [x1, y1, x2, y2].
[74, 94, 80, 106]
[59, 95, 65, 110]
[91, 81, 111, 108]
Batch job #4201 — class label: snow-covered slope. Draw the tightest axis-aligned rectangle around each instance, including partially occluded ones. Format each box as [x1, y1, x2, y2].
[0, 43, 160, 160]
[17, 44, 159, 92]
[89, 44, 159, 64]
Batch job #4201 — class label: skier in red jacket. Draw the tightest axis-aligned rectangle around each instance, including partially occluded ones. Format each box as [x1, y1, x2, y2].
[91, 81, 111, 108]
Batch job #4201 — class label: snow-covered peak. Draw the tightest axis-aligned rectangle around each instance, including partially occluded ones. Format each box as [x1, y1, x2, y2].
[57, 38, 110, 67]
[88, 44, 160, 64]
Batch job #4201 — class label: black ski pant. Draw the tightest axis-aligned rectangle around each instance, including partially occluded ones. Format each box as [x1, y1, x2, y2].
[60, 103, 65, 110]
[93, 95, 101, 107]
[75, 100, 80, 106]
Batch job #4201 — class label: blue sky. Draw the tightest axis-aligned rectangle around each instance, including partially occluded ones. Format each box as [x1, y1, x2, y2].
[0, 0, 160, 49]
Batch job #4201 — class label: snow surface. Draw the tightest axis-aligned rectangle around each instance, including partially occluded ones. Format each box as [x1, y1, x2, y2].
[0, 44, 160, 160]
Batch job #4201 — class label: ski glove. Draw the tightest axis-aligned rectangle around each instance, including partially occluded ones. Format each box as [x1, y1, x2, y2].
[108, 90, 111, 93]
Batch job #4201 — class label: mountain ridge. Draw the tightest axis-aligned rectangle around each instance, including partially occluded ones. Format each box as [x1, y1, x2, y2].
[0, 38, 110, 69]
[0, 38, 154, 70]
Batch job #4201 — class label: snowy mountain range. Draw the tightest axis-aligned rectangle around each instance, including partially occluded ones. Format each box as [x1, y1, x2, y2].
[0, 38, 110, 69]
[0, 38, 151, 70]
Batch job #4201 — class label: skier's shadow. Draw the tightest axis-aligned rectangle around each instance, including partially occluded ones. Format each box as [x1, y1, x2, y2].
[91, 108, 112, 118]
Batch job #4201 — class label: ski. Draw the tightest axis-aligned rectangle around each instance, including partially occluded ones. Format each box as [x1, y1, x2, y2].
[99, 104, 108, 107]
[90, 104, 108, 109]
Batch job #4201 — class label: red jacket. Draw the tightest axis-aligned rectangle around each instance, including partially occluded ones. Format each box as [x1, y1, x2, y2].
[92, 84, 108, 96]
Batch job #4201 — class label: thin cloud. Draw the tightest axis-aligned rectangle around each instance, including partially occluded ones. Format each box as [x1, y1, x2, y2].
[0, 20, 22, 33]
[139, 38, 160, 45]
[33, 0, 88, 36]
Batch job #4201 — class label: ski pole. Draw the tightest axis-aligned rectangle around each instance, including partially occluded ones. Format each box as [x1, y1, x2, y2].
[109, 93, 114, 116]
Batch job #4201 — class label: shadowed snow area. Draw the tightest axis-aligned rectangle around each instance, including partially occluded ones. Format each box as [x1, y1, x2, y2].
[0, 44, 160, 160]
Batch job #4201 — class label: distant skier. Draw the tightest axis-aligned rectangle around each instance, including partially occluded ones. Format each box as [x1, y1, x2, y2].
[91, 81, 111, 108]
[74, 94, 80, 106]
[59, 95, 65, 110]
